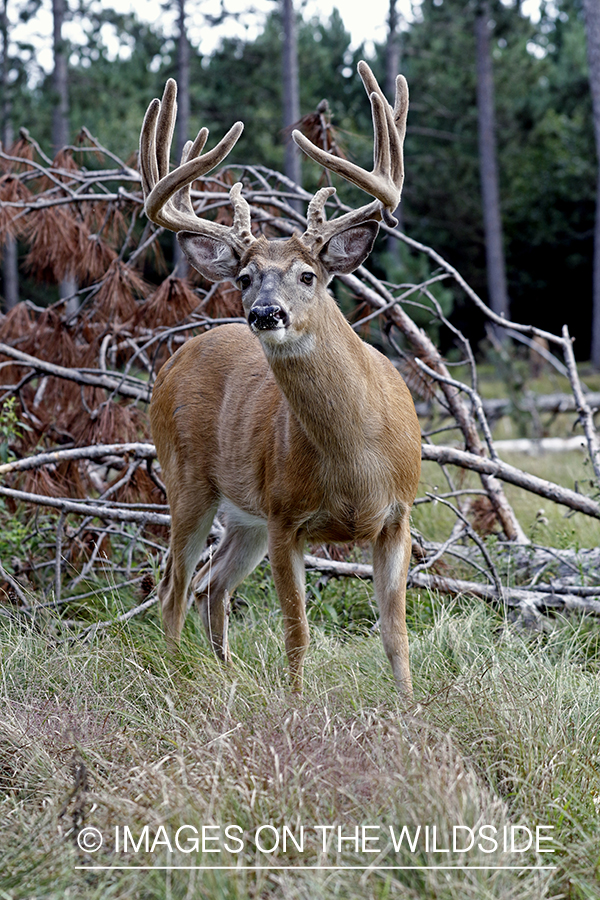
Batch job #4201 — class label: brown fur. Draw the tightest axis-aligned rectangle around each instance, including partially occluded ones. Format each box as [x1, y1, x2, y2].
[151, 237, 422, 694]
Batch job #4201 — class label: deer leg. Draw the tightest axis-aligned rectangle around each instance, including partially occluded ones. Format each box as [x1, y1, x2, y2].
[372, 513, 413, 697]
[268, 524, 309, 692]
[192, 506, 268, 663]
[158, 491, 218, 650]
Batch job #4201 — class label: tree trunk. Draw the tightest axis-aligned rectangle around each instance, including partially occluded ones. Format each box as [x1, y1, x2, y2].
[174, 0, 190, 278]
[281, 0, 301, 192]
[52, 0, 69, 154]
[583, 0, 600, 367]
[1, 0, 18, 310]
[474, 2, 509, 328]
[52, 0, 78, 315]
[386, 0, 404, 243]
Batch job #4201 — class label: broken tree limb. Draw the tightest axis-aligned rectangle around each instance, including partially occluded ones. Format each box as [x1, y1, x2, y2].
[0, 442, 157, 476]
[2, 440, 597, 520]
[304, 554, 600, 617]
[415, 392, 600, 420]
[0, 484, 170, 525]
[421, 443, 600, 518]
[0, 343, 151, 402]
[562, 324, 600, 482]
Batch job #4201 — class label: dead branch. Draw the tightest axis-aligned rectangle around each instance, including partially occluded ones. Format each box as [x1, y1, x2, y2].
[561, 324, 600, 481]
[415, 392, 600, 420]
[0, 484, 170, 525]
[0, 442, 157, 476]
[421, 443, 600, 517]
[0, 343, 150, 402]
[304, 554, 600, 618]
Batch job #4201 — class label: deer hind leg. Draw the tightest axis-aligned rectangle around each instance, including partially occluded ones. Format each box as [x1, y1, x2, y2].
[372, 513, 413, 698]
[192, 504, 268, 663]
[158, 489, 219, 650]
[268, 524, 309, 692]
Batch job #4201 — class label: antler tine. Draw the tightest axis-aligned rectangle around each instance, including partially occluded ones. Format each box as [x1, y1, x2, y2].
[358, 61, 408, 191]
[139, 78, 253, 251]
[139, 98, 161, 199]
[292, 60, 409, 247]
[155, 79, 177, 183]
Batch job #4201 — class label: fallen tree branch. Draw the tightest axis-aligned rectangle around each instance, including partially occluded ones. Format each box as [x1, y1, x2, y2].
[0, 484, 170, 525]
[415, 392, 600, 420]
[0, 343, 151, 402]
[0, 442, 157, 476]
[421, 443, 600, 518]
[562, 324, 600, 481]
[304, 554, 600, 617]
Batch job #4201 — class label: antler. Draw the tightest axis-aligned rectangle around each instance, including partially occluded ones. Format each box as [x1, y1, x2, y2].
[139, 78, 255, 253]
[140, 63, 408, 259]
[292, 60, 408, 251]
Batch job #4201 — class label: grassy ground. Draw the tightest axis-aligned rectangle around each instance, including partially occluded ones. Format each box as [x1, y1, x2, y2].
[1, 551, 599, 898]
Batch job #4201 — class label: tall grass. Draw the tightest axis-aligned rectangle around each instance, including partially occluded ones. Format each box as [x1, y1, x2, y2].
[1, 572, 599, 899]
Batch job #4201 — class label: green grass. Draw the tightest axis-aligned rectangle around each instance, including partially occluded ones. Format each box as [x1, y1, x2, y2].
[1, 568, 599, 899]
[414, 450, 600, 548]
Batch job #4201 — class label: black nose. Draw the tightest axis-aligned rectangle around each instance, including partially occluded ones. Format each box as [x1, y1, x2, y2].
[248, 304, 288, 331]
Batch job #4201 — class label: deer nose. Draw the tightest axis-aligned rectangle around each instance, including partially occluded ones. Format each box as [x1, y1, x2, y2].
[248, 304, 289, 331]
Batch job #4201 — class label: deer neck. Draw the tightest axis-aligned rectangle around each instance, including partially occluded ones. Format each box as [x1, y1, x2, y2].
[261, 305, 374, 458]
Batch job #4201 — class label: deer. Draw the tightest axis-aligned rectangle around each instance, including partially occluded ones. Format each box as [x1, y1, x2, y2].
[139, 61, 422, 696]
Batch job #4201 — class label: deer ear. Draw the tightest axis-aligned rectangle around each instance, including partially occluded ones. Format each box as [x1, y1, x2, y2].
[177, 232, 240, 282]
[319, 220, 380, 276]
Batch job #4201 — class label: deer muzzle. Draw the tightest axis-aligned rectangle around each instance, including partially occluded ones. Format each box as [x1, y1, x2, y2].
[248, 303, 289, 332]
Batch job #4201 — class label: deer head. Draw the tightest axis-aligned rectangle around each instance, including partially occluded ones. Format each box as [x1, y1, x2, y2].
[139, 61, 408, 287]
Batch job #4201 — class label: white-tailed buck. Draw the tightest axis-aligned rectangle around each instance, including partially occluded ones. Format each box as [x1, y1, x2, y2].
[140, 62, 421, 694]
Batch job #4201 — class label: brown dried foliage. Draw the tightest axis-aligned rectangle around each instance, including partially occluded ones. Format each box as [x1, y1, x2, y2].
[92, 259, 148, 323]
[134, 276, 199, 328]
[285, 100, 347, 160]
[466, 495, 499, 536]
[0, 176, 32, 242]
[24, 206, 88, 283]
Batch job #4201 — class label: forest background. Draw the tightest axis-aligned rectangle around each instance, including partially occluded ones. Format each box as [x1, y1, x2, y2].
[1, 0, 599, 359]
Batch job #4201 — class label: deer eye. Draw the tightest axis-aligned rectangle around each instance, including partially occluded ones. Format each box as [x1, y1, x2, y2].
[238, 273, 252, 290]
[300, 271, 315, 285]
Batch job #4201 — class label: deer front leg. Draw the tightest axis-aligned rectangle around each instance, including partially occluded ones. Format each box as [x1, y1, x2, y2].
[268, 523, 309, 692]
[372, 514, 413, 698]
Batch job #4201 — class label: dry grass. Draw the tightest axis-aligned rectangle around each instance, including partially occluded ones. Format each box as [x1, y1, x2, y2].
[1, 577, 599, 899]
